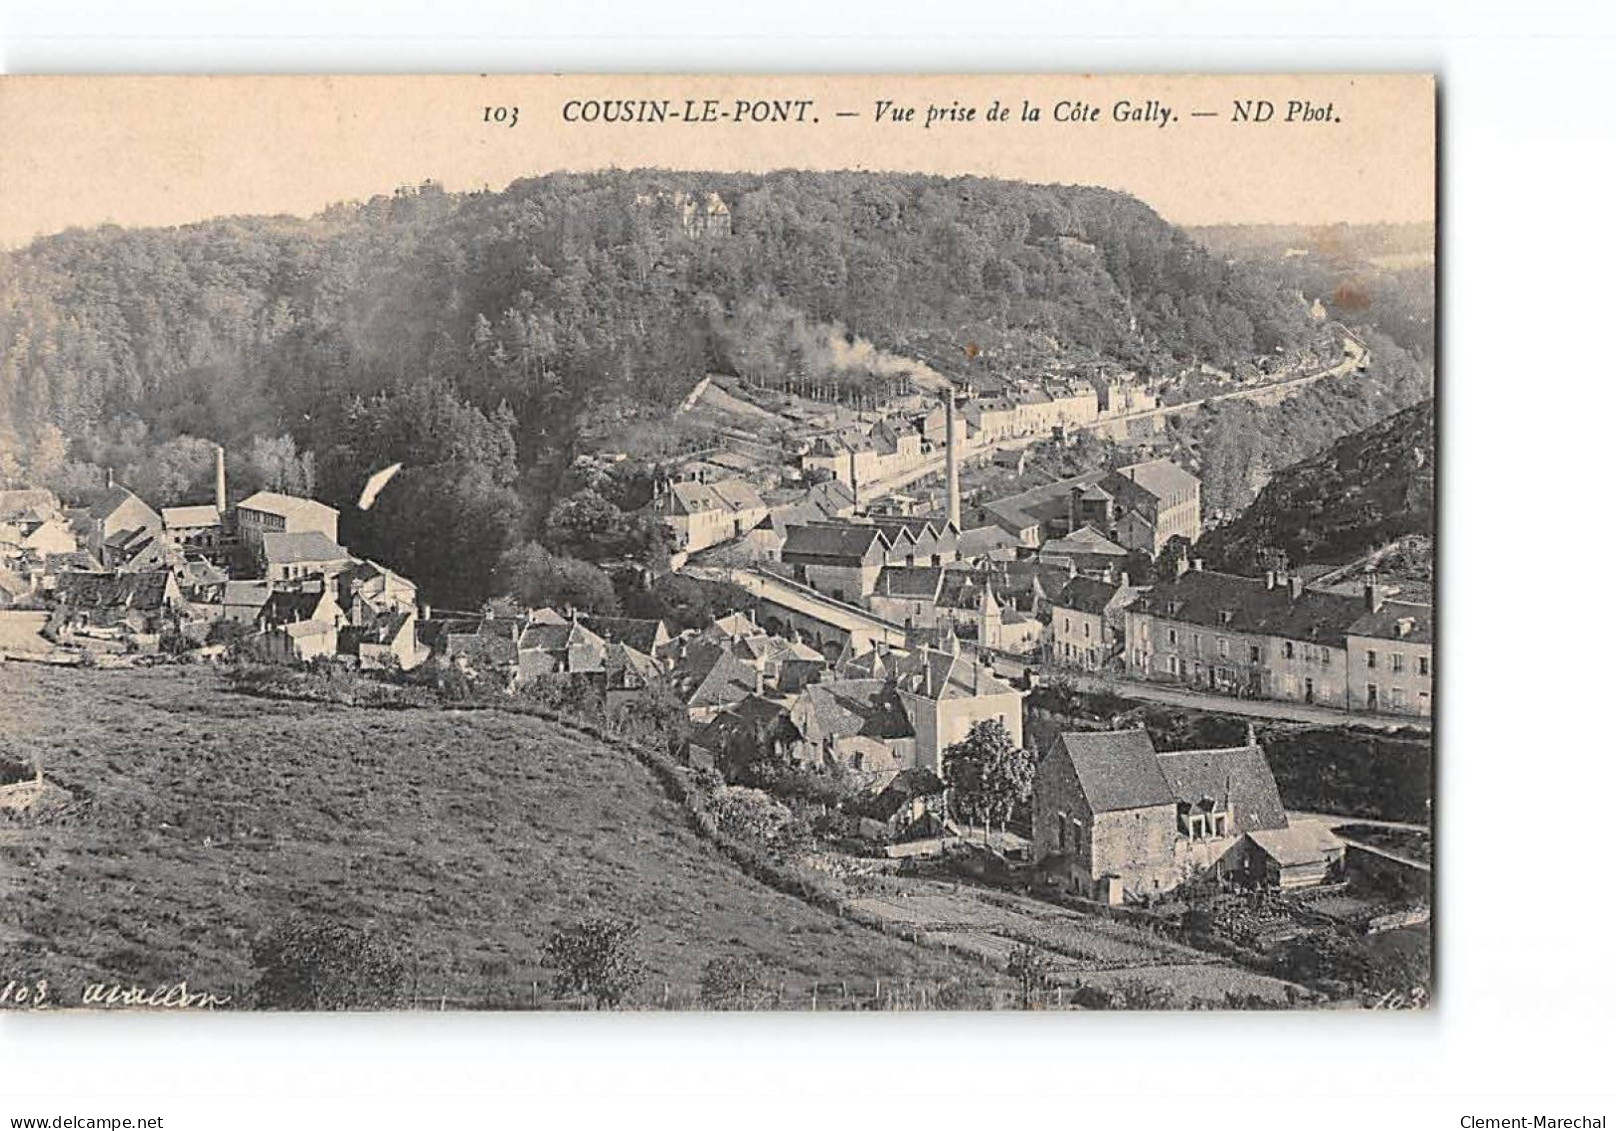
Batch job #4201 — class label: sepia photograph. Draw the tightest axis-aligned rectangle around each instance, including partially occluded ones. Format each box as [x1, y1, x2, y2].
[0, 73, 1435, 1015]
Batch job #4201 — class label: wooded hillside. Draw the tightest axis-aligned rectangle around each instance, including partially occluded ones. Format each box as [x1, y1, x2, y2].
[0, 170, 1323, 604]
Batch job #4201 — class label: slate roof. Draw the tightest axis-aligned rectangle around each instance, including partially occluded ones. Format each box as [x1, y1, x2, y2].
[262, 531, 348, 565]
[803, 479, 857, 515]
[1156, 744, 1288, 834]
[1056, 575, 1127, 616]
[669, 640, 760, 708]
[55, 569, 174, 612]
[581, 615, 669, 655]
[1247, 821, 1345, 867]
[1348, 599, 1433, 645]
[710, 610, 761, 639]
[86, 484, 155, 524]
[796, 679, 914, 742]
[0, 488, 59, 522]
[237, 490, 338, 523]
[875, 565, 945, 599]
[1107, 459, 1199, 500]
[866, 515, 950, 542]
[1041, 525, 1128, 558]
[956, 525, 1020, 558]
[1049, 730, 1176, 814]
[711, 479, 767, 513]
[602, 640, 661, 689]
[892, 647, 1016, 701]
[983, 474, 1100, 534]
[780, 522, 887, 564]
[261, 588, 331, 626]
[1138, 569, 1367, 649]
[162, 504, 221, 528]
[222, 580, 272, 608]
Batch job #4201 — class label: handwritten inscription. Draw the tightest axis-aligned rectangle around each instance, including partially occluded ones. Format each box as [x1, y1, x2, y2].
[1, 975, 231, 1010]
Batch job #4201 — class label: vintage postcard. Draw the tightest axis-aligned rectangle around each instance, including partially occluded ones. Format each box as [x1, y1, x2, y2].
[0, 74, 1434, 1012]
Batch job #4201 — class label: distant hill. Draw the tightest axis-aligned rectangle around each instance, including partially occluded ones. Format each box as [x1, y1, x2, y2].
[1196, 398, 1434, 574]
[0, 663, 980, 1004]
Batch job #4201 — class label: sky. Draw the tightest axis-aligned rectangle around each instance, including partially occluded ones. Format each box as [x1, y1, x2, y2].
[0, 74, 1435, 248]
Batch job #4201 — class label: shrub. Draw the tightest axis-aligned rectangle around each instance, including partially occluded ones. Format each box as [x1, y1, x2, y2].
[250, 917, 408, 1010]
[543, 917, 646, 1009]
[1006, 943, 1053, 1009]
[699, 955, 780, 1010]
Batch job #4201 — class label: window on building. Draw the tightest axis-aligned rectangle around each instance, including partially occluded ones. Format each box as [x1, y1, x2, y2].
[1168, 629, 1177, 646]
[1322, 650, 1331, 667]
[1249, 644, 1261, 663]
[1392, 687, 1407, 709]
[1284, 641, 1295, 660]
[1217, 638, 1230, 658]
[1082, 622, 1090, 639]
[1168, 656, 1180, 676]
[1366, 650, 1378, 669]
[1193, 633, 1202, 656]
[1419, 655, 1430, 677]
[1392, 653, 1405, 674]
[1057, 812, 1068, 850]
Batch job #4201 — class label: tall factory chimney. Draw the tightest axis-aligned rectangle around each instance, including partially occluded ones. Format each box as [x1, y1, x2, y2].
[214, 443, 227, 514]
[944, 390, 961, 530]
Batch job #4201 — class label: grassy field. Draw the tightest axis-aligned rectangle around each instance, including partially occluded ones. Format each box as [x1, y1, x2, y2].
[0, 663, 989, 1008]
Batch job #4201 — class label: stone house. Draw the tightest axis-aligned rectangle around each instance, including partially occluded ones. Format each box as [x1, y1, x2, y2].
[890, 646, 1024, 773]
[261, 531, 352, 584]
[51, 568, 183, 651]
[657, 479, 732, 556]
[1125, 566, 1365, 708]
[1033, 729, 1181, 903]
[1095, 459, 1202, 556]
[161, 504, 224, 560]
[1038, 524, 1130, 577]
[1033, 728, 1318, 904]
[867, 565, 946, 630]
[963, 397, 1018, 444]
[1245, 822, 1347, 889]
[789, 678, 918, 787]
[353, 609, 423, 672]
[1345, 583, 1433, 716]
[780, 522, 889, 603]
[235, 491, 340, 555]
[81, 483, 161, 567]
[101, 525, 167, 573]
[1050, 574, 1138, 671]
[337, 559, 419, 627]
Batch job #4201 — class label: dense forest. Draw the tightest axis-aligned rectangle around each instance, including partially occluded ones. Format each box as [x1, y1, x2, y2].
[0, 169, 1329, 606]
[1194, 398, 1435, 575]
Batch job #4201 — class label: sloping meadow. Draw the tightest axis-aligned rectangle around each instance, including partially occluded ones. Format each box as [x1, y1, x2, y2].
[0, 663, 982, 1009]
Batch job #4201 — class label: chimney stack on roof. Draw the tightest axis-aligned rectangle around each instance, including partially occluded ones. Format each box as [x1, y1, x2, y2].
[1288, 575, 1305, 601]
[1265, 570, 1278, 590]
[1175, 556, 1190, 578]
[1364, 575, 1385, 614]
